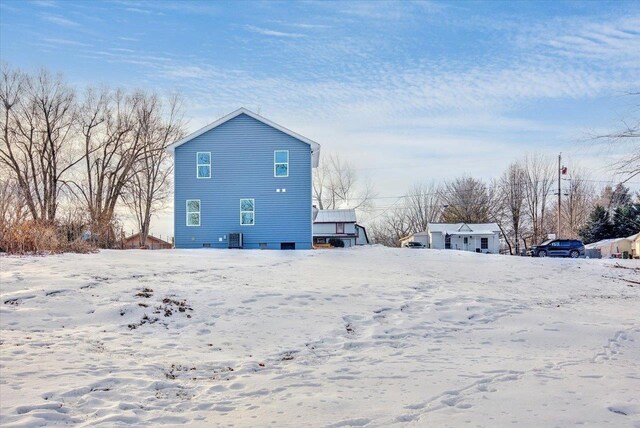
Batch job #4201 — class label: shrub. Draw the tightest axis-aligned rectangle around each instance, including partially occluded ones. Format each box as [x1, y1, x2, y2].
[0, 220, 96, 254]
[328, 238, 345, 248]
[63, 238, 97, 254]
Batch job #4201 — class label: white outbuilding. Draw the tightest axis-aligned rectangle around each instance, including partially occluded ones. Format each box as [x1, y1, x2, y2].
[313, 209, 369, 247]
[402, 223, 501, 254]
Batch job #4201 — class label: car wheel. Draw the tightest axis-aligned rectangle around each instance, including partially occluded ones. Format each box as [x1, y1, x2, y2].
[537, 250, 547, 258]
[569, 250, 579, 258]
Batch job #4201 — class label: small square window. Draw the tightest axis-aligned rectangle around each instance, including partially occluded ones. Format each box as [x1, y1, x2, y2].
[336, 223, 345, 234]
[241, 212, 254, 225]
[275, 164, 288, 176]
[275, 151, 288, 163]
[240, 199, 254, 211]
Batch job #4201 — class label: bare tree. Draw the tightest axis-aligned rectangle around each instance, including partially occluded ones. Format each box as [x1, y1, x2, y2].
[313, 153, 375, 211]
[0, 176, 28, 226]
[521, 153, 556, 246]
[593, 92, 639, 183]
[404, 182, 442, 232]
[122, 94, 184, 247]
[74, 88, 149, 246]
[0, 65, 78, 222]
[440, 176, 492, 223]
[497, 162, 526, 254]
[559, 167, 596, 238]
[368, 206, 411, 247]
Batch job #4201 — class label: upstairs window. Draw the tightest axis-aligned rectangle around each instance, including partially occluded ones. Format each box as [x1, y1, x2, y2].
[274, 150, 289, 177]
[336, 223, 345, 234]
[186, 200, 200, 226]
[240, 199, 255, 226]
[197, 152, 211, 178]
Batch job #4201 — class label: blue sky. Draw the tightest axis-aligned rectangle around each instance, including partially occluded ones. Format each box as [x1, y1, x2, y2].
[1, 0, 639, 235]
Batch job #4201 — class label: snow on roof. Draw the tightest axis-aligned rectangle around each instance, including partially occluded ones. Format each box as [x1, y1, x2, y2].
[585, 235, 637, 249]
[314, 209, 357, 223]
[166, 107, 321, 167]
[427, 223, 500, 235]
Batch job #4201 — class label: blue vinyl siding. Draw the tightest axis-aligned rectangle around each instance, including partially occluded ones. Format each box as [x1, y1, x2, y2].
[173, 113, 313, 249]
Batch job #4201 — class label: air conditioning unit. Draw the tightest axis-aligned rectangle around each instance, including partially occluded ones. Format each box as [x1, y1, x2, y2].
[228, 233, 243, 249]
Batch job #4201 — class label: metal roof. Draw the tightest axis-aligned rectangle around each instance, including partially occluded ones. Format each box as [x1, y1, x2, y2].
[165, 107, 321, 167]
[314, 209, 357, 223]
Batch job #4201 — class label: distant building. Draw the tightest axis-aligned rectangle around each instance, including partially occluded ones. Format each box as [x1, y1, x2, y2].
[402, 223, 501, 254]
[122, 233, 172, 250]
[585, 233, 638, 258]
[313, 209, 369, 247]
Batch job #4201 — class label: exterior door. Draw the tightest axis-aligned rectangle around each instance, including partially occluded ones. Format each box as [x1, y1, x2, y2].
[549, 241, 562, 256]
[463, 236, 469, 251]
[557, 240, 571, 256]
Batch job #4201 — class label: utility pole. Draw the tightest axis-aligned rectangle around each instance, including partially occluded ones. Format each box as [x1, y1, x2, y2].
[557, 153, 561, 239]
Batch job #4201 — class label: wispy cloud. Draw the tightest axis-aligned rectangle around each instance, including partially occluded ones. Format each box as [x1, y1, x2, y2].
[31, 0, 58, 7]
[41, 14, 80, 27]
[288, 23, 330, 29]
[245, 25, 306, 38]
[42, 37, 90, 47]
[521, 15, 640, 64]
[125, 7, 158, 15]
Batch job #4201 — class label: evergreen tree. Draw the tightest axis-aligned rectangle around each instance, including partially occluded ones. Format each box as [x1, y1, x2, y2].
[579, 205, 614, 244]
[612, 201, 640, 237]
[610, 184, 632, 211]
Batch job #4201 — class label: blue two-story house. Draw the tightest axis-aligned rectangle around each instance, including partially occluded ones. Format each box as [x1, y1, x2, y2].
[166, 108, 321, 249]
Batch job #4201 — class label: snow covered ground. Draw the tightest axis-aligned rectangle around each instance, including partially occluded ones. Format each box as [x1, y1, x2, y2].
[1, 247, 639, 427]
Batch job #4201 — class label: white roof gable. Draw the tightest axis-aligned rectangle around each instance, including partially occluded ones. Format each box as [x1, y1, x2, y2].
[314, 209, 357, 223]
[166, 107, 321, 167]
[427, 223, 500, 235]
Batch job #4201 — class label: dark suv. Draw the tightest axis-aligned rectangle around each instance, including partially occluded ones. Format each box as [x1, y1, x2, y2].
[404, 241, 426, 249]
[530, 239, 585, 258]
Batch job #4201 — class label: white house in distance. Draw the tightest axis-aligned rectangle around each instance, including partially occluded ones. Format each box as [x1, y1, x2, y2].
[313, 209, 369, 247]
[402, 223, 501, 254]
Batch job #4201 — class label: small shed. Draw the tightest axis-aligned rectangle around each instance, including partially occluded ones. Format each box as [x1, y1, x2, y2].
[122, 233, 173, 250]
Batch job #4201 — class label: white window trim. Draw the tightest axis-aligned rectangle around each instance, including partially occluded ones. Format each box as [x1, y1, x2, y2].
[196, 152, 211, 179]
[240, 198, 255, 226]
[186, 199, 201, 227]
[274, 150, 289, 178]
